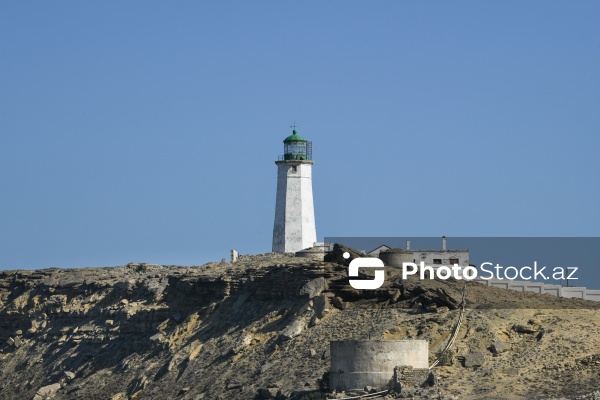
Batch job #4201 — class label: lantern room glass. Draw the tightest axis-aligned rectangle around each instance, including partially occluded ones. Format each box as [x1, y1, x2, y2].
[284, 141, 307, 160]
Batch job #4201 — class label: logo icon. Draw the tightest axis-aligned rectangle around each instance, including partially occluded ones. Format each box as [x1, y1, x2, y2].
[344, 252, 385, 290]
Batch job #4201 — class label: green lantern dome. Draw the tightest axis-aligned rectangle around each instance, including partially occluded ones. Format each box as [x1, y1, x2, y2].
[283, 130, 307, 143]
[278, 129, 312, 161]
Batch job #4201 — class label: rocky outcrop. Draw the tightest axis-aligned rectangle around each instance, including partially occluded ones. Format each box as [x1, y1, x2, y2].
[1, 252, 600, 399]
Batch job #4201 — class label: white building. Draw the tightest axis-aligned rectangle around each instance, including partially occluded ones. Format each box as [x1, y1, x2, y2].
[272, 129, 317, 253]
[378, 237, 470, 268]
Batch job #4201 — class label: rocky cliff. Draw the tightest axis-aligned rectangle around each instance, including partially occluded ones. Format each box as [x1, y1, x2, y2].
[1, 248, 599, 400]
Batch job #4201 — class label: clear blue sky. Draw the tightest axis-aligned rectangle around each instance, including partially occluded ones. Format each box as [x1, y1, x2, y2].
[1, 2, 599, 269]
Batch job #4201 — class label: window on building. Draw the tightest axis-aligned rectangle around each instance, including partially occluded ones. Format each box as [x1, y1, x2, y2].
[449, 258, 459, 265]
[433, 259, 442, 264]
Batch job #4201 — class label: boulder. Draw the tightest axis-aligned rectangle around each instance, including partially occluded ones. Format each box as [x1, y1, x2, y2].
[331, 296, 344, 309]
[512, 324, 536, 334]
[324, 243, 364, 266]
[281, 319, 304, 340]
[299, 277, 327, 299]
[491, 341, 511, 355]
[33, 383, 61, 399]
[431, 288, 462, 310]
[312, 295, 329, 319]
[464, 352, 485, 367]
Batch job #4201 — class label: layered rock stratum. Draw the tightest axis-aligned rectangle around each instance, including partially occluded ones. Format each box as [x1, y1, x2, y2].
[1, 247, 599, 399]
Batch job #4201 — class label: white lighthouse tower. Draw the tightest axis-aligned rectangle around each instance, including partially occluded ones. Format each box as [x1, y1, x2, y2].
[272, 129, 317, 253]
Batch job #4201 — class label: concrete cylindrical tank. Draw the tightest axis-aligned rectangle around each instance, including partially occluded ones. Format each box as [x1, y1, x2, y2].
[329, 340, 428, 391]
[295, 247, 326, 261]
[379, 249, 413, 268]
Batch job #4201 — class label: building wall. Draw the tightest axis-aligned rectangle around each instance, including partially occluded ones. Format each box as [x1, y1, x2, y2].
[272, 161, 316, 253]
[471, 277, 600, 301]
[380, 249, 470, 268]
[410, 250, 470, 267]
[299, 163, 317, 250]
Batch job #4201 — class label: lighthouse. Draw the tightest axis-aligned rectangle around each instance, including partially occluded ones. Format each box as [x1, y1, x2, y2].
[272, 129, 317, 253]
